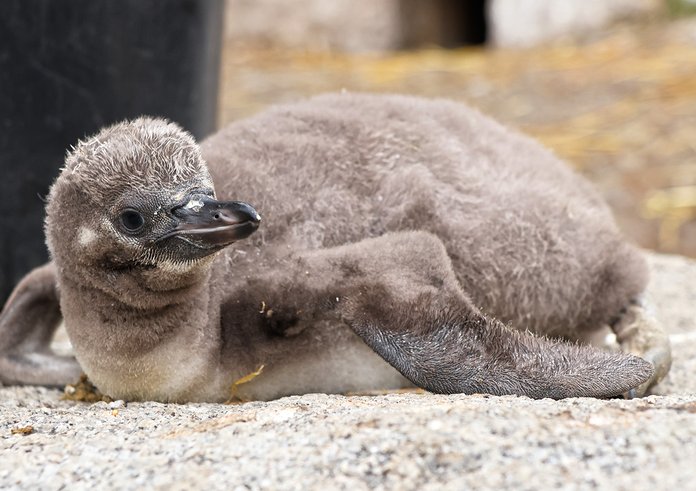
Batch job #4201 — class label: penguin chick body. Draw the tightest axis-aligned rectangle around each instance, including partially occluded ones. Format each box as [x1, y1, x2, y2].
[0, 93, 667, 401]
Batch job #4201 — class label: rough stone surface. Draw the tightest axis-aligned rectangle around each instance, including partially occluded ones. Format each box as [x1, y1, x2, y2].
[1, 251, 695, 490]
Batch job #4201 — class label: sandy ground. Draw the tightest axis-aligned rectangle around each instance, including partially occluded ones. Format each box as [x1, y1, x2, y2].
[1, 251, 695, 490]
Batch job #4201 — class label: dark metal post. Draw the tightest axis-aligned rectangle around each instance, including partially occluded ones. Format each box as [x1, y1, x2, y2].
[0, 0, 224, 302]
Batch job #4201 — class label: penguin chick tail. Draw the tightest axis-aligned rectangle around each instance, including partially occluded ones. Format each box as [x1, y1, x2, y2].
[345, 302, 654, 400]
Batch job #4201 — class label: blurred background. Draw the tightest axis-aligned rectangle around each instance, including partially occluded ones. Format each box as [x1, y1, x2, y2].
[1, 0, 695, 302]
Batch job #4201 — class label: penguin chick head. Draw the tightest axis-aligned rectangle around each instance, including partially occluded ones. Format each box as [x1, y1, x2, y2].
[45, 117, 260, 308]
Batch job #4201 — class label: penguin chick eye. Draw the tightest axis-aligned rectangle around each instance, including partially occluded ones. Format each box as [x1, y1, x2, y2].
[119, 209, 145, 233]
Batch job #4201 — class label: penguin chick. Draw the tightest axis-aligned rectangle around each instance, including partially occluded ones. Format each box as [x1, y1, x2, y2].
[0, 93, 668, 402]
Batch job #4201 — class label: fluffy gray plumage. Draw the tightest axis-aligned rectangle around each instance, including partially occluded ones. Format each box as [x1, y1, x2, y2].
[0, 93, 670, 402]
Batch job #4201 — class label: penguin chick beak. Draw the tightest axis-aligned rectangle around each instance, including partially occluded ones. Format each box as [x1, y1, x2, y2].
[159, 196, 261, 248]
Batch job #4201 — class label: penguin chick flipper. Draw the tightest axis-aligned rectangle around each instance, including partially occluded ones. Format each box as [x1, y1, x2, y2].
[290, 232, 654, 400]
[0, 263, 82, 386]
[344, 299, 654, 400]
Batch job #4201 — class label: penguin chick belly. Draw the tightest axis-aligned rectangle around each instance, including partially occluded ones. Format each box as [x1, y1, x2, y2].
[66, 317, 228, 403]
[232, 321, 413, 401]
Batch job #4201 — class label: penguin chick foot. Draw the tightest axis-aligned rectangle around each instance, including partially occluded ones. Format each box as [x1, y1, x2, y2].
[612, 300, 672, 397]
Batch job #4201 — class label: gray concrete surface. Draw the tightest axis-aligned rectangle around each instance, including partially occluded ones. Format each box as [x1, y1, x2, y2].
[1, 252, 695, 490]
